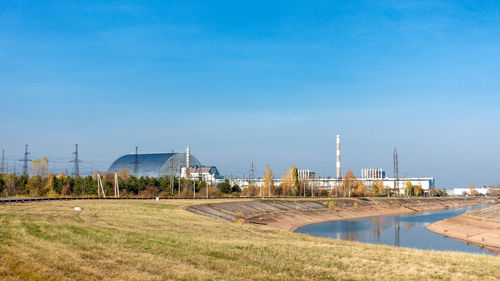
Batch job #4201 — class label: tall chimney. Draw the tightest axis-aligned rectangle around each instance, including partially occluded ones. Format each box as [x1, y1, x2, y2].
[336, 135, 341, 179]
[186, 146, 190, 178]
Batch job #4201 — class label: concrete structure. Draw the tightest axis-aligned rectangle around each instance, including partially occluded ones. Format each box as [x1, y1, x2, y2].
[217, 176, 435, 195]
[361, 168, 385, 179]
[108, 152, 202, 178]
[298, 169, 316, 179]
[181, 166, 223, 182]
[451, 187, 489, 196]
[336, 135, 341, 179]
[185, 146, 190, 178]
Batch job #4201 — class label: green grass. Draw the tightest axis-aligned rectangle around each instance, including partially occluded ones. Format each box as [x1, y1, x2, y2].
[0, 199, 498, 280]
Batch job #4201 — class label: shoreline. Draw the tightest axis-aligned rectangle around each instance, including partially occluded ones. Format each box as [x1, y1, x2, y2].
[426, 210, 500, 253]
[262, 199, 491, 232]
[186, 197, 493, 232]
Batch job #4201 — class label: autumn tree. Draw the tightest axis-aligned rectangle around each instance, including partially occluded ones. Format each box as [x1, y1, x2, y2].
[342, 170, 356, 197]
[292, 165, 299, 195]
[371, 180, 386, 196]
[117, 168, 130, 180]
[469, 182, 478, 196]
[352, 181, 367, 197]
[263, 165, 274, 197]
[280, 166, 294, 196]
[404, 179, 414, 196]
[31, 157, 49, 177]
[413, 185, 423, 196]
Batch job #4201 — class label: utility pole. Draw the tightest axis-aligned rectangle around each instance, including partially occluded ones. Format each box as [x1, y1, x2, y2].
[179, 156, 182, 195]
[70, 144, 81, 177]
[1, 149, 4, 174]
[394, 148, 399, 197]
[114, 172, 120, 198]
[170, 150, 174, 195]
[19, 145, 31, 175]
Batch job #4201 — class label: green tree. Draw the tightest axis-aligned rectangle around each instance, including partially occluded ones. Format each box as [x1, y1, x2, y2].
[231, 184, 241, 193]
[217, 179, 232, 194]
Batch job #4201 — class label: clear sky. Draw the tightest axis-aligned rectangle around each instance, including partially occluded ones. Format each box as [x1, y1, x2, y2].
[1, 1, 499, 187]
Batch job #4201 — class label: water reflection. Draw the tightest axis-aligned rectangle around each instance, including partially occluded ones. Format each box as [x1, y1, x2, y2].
[295, 205, 496, 255]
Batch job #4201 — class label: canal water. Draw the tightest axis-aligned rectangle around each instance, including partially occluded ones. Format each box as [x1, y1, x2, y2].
[295, 205, 496, 255]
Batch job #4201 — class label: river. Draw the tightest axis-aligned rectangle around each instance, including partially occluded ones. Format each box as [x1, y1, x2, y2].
[295, 204, 496, 255]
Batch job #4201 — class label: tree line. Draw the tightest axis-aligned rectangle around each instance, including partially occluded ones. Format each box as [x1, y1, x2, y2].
[0, 158, 443, 198]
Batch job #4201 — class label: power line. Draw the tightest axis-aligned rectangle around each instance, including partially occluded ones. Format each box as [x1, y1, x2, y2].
[130, 146, 141, 176]
[70, 144, 81, 177]
[19, 145, 31, 175]
[1, 149, 4, 174]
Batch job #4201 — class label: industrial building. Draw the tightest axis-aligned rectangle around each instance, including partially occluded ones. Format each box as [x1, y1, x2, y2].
[108, 147, 222, 179]
[217, 135, 436, 194]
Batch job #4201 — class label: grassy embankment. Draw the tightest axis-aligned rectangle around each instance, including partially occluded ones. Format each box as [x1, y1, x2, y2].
[0, 199, 499, 281]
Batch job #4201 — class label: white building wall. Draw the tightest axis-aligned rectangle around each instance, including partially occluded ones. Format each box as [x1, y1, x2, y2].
[452, 188, 488, 196]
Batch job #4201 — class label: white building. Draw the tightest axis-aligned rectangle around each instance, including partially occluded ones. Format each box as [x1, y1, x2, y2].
[215, 176, 435, 195]
[451, 187, 489, 196]
[181, 166, 222, 182]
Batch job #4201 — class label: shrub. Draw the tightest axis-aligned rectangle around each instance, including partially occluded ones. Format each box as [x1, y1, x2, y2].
[139, 186, 159, 197]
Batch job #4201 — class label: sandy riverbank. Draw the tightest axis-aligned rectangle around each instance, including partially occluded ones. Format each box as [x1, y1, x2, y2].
[427, 202, 500, 253]
[186, 197, 493, 232]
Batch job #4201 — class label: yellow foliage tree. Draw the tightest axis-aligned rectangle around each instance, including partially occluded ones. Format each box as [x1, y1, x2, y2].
[342, 170, 356, 197]
[31, 157, 49, 177]
[280, 166, 294, 196]
[469, 182, 478, 196]
[263, 165, 274, 197]
[414, 185, 423, 196]
[404, 179, 413, 196]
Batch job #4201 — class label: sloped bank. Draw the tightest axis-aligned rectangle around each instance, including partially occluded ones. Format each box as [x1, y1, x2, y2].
[427, 202, 500, 252]
[186, 197, 492, 231]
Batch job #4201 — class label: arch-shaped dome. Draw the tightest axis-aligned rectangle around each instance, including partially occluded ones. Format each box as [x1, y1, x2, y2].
[107, 153, 201, 178]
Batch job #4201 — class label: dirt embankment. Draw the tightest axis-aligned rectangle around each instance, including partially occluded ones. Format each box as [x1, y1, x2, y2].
[186, 197, 492, 231]
[427, 202, 500, 252]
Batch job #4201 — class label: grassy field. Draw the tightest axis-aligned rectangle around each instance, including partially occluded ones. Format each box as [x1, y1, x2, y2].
[0, 199, 498, 281]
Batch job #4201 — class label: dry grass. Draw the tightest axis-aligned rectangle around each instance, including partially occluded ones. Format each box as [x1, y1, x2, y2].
[0, 199, 498, 281]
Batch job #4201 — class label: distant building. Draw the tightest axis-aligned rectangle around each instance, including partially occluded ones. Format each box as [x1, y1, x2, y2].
[108, 152, 201, 178]
[298, 169, 316, 179]
[451, 187, 488, 196]
[181, 166, 223, 182]
[361, 168, 385, 179]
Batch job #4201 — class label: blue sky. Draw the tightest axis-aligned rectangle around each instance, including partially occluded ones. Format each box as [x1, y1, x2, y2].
[0, 1, 499, 187]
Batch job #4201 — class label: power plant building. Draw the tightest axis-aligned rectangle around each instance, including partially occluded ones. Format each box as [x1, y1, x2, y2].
[108, 152, 221, 179]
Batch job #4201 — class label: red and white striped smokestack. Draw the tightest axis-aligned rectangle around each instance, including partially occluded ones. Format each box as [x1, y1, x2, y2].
[336, 135, 341, 179]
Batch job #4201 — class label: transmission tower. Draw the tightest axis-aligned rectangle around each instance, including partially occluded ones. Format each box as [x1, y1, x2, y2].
[70, 144, 81, 177]
[19, 145, 31, 175]
[1, 149, 4, 174]
[393, 148, 399, 197]
[130, 146, 141, 177]
[250, 162, 254, 185]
